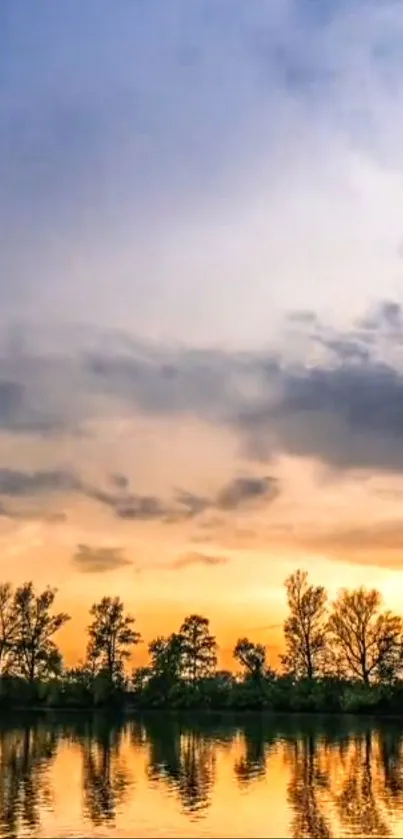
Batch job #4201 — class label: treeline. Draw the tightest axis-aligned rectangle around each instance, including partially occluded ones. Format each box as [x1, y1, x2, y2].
[2, 570, 403, 713]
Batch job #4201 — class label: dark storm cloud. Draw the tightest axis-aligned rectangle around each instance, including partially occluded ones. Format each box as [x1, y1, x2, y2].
[72, 544, 132, 574]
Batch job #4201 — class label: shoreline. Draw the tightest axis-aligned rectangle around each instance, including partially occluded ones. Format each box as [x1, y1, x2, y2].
[3, 706, 403, 722]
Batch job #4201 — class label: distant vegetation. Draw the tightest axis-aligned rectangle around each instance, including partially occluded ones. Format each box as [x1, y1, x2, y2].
[2, 570, 403, 714]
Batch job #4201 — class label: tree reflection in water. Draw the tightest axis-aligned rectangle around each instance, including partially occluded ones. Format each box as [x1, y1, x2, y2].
[283, 723, 403, 838]
[79, 716, 131, 827]
[334, 730, 391, 837]
[285, 732, 333, 839]
[0, 720, 57, 838]
[0, 716, 403, 836]
[379, 728, 403, 809]
[234, 718, 276, 785]
[144, 717, 216, 819]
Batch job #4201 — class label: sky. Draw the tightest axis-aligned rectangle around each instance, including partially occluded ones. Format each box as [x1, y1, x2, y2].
[2, 0, 403, 668]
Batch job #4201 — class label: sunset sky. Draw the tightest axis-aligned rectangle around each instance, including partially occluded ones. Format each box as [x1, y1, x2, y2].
[2, 0, 403, 669]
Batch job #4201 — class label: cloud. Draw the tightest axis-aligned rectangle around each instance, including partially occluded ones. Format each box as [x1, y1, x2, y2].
[84, 346, 248, 420]
[298, 520, 403, 570]
[0, 468, 80, 496]
[357, 300, 403, 332]
[85, 484, 172, 521]
[109, 473, 129, 490]
[72, 544, 132, 574]
[286, 310, 319, 326]
[0, 380, 65, 435]
[237, 357, 403, 472]
[77, 309, 403, 479]
[171, 475, 280, 522]
[0, 505, 66, 523]
[88, 472, 279, 522]
[4, 302, 403, 477]
[173, 490, 211, 519]
[169, 551, 229, 570]
[215, 475, 280, 509]
[0, 459, 279, 525]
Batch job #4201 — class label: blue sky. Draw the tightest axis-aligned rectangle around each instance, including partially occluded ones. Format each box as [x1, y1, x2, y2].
[2, 0, 403, 345]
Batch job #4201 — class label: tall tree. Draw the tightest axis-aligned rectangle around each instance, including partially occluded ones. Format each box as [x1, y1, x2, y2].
[281, 570, 328, 680]
[234, 638, 267, 679]
[149, 633, 184, 682]
[0, 583, 19, 674]
[12, 582, 70, 682]
[328, 587, 403, 684]
[179, 615, 217, 683]
[87, 597, 141, 684]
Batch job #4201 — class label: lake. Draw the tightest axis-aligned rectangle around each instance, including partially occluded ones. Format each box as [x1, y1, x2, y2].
[1, 713, 403, 837]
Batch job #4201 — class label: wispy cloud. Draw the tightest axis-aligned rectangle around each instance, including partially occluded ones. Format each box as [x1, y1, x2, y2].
[72, 544, 132, 574]
[0, 461, 280, 524]
[169, 551, 229, 570]
[215, 476, 280, 510]
[0, 468, 80, 496]
[297, 520, 403, 569]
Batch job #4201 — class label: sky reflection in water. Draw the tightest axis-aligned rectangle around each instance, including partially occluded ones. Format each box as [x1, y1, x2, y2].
[1, 715, 403, 838]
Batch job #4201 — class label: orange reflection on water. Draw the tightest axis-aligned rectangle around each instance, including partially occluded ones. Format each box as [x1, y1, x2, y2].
[1, 716, 403, 838]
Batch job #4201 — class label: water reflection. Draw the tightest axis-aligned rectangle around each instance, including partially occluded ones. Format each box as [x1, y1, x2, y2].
[0, 720, 57, 837]
[380, 729, 403, 805]
[0, 715, 403, 837]
[334, 730, 390, 836]
[144, 716, 216, 817]
[285, 733, 332, 838]
[234, 718, 274, 784]
[79, 717, 131, 827]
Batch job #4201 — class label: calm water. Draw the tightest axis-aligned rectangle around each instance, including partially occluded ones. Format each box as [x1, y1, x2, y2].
[2, 713, 403, 838]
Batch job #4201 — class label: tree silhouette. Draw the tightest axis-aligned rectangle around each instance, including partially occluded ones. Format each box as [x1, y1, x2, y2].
[233, 637, 266, 679]
[0, 583, 19, 675]
[328, 587, 403, 684]
[11, 583, 70, 682]
[86, 597, 141, 684]
[179, 615, 217, 683]
[281, 570, 328, 679]
[149, 633, 184, 681]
